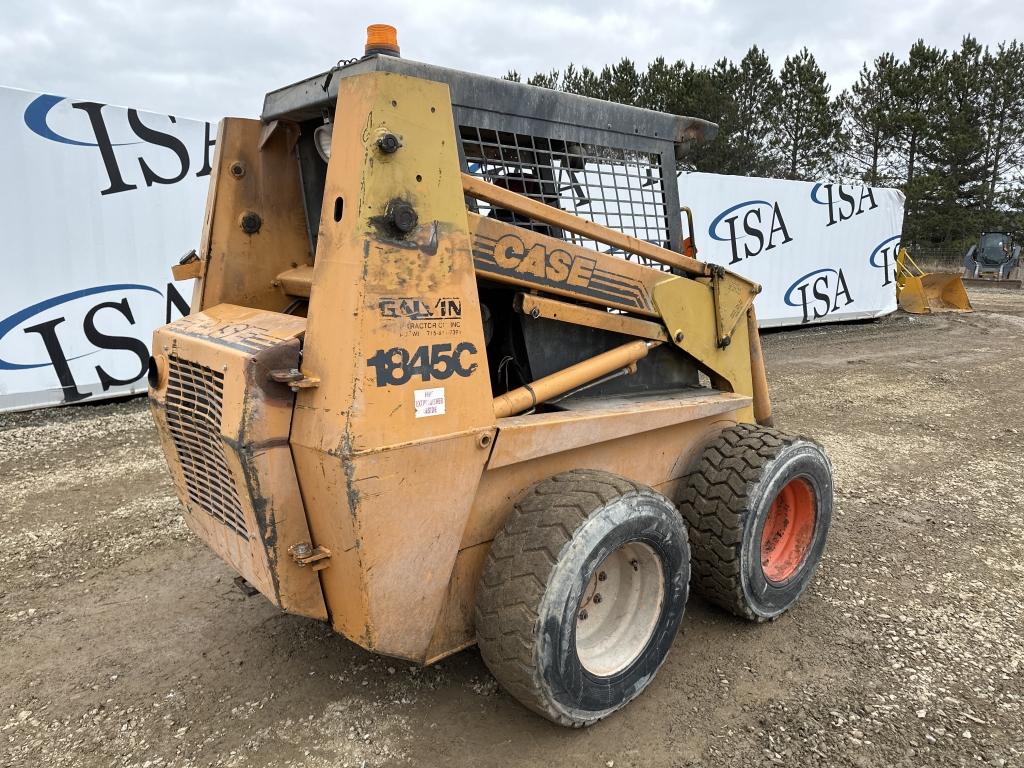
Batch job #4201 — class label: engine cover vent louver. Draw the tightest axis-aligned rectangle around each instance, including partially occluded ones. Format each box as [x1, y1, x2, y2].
[165, 357, 247, 537]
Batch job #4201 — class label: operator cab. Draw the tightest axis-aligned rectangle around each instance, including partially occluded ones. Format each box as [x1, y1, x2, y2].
[262, 25, 718, 404]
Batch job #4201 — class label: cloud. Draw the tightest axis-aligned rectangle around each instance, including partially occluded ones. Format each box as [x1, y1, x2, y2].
[0, 0, 1020, 120]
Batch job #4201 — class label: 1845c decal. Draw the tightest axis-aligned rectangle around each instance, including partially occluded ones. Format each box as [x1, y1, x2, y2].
[366, 342, 478, 387]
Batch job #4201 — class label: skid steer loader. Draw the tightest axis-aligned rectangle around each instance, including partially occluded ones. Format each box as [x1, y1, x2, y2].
[151, 25, 833, 726]
[963, 231, 1022, 288]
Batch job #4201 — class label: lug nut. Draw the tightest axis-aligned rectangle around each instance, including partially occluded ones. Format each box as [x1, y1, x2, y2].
[597, 571, 607, 582]
[593, 593, 602, 604]
[578, 610, 588, 621]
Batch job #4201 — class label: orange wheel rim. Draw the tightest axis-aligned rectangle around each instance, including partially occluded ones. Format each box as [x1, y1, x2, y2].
[760, 477, 816, 583]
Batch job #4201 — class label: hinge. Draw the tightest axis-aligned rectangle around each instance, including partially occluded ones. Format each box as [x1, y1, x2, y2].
[710, 267, 761, 348]
[269, 368, 320, 391]
[171, 249, 203, 281]
[288, 542, 331, 571]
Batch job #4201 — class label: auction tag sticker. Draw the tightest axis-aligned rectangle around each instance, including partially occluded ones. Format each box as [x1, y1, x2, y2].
[414, 387, 446, 418]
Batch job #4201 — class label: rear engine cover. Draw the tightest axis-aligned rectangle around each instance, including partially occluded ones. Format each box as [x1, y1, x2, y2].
[148, 304, 327, 621]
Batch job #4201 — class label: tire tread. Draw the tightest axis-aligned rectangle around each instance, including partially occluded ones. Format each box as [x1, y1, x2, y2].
[474, 469, 642, 726]
[678, 423, 808, 621]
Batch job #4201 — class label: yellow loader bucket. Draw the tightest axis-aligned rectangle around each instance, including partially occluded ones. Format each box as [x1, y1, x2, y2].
[895, 249, 972, 314]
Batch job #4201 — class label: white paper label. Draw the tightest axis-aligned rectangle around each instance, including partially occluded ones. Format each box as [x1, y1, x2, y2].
[414, 387, 446, 418]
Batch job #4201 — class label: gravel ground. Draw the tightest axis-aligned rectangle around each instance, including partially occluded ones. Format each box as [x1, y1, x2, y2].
[1, 287, 1022, 767]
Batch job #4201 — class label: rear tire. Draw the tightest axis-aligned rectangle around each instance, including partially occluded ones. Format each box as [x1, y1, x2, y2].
[679, 424, 832, 622]
[474, 469, 689, 727]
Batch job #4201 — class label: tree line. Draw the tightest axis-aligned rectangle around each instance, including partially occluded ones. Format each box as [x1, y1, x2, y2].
[506, 36, 1024, 249]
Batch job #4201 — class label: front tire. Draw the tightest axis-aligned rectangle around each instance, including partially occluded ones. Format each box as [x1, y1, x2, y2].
[474, 469, 689, 727]
[679, 424, 833, 622]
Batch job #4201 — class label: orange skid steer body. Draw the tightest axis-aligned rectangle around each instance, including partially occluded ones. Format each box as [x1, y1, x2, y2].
[150, 28, 833, 727]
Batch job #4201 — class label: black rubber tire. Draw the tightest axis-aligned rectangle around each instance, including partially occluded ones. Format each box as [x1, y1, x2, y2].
[474, 469, 689, 727]
[678, 424, 833, 622]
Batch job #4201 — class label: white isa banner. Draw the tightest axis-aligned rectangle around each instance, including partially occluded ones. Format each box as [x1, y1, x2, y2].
[679, 172, 903, 328]
[0, 86, 213, 412]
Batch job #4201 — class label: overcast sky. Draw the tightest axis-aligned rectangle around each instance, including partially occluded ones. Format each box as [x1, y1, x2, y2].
[1, 0, 1021, 121]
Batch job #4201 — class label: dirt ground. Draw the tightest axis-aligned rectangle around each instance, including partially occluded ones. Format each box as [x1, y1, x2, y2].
[2, 288, 1022, 768]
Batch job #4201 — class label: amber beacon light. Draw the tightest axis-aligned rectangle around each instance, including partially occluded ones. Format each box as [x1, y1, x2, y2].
[365, 24, 400, 57]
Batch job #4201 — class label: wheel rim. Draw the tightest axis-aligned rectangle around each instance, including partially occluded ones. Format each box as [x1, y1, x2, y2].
[575, 541, 665, 677]
[760, 477, 816, 583]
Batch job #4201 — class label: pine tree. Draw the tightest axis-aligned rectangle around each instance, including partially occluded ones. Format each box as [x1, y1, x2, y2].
[644, 49, 781, 177]
[599, 59, 643, 105]
[845, 53, 900, 184]
[914, 36, 990, 244]
[526, 70, 560, 89]
[891, 41, 945, 189]
[640, 57, 684, 113]
[681, 59, 739, 174]
[562, 65, 604, 98]
[979, 41, 1024, 224]
[733, 46, 783, 177]
[775, 48, 845, 179]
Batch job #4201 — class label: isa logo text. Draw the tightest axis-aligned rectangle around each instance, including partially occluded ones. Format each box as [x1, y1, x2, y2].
[811, 183, 879, 227]
[868, 236, 901, 287]
[0, 283, 190, 403]
[709, 199, 794, 265]
[784, 268, 854, 324]
[24, 94, 214, 197]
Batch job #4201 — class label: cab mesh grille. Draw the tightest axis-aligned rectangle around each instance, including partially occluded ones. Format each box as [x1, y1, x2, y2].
[461, 126, 673, 271]
[165, 358, 247, 537]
